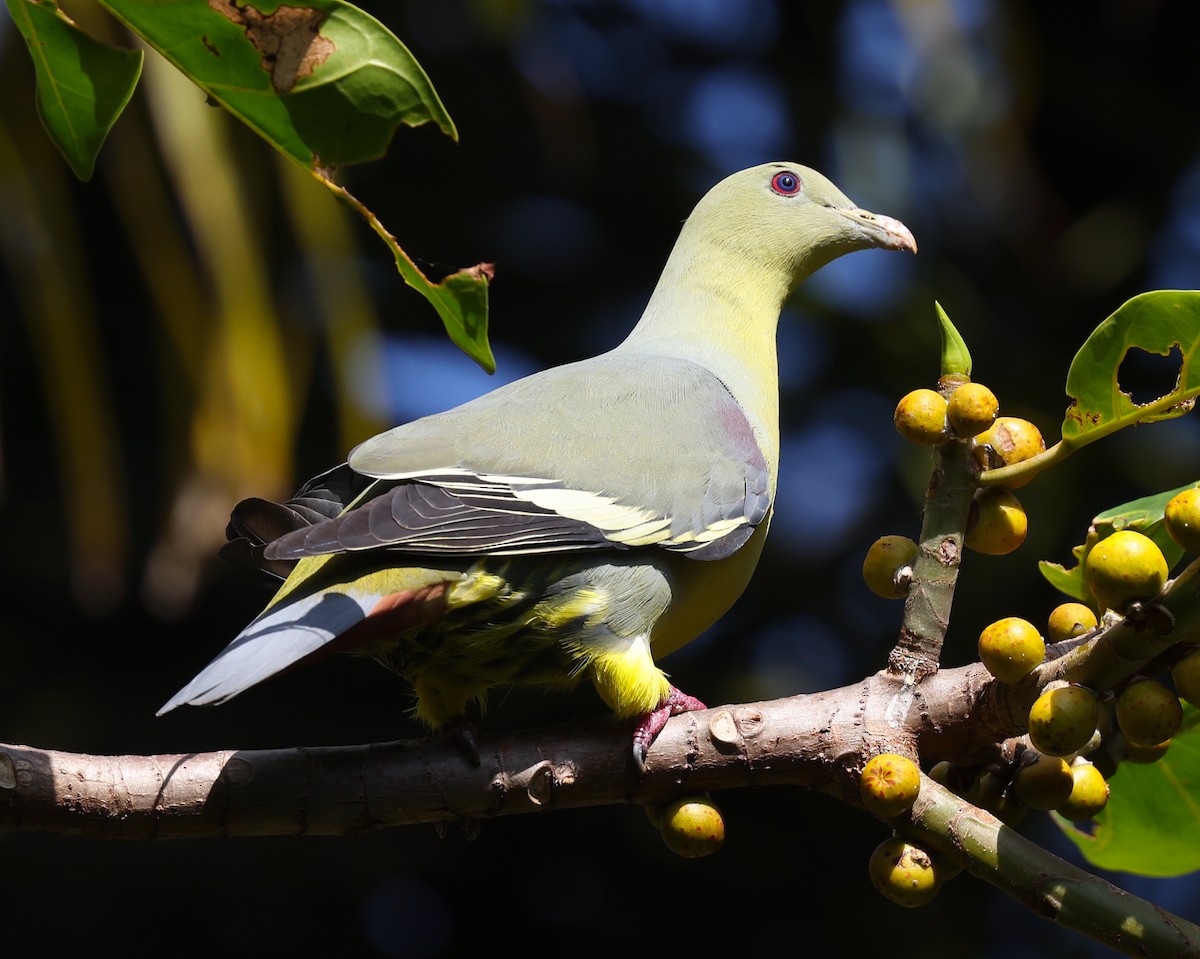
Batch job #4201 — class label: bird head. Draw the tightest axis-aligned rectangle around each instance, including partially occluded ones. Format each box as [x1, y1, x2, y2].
[690, 162, 917, 290]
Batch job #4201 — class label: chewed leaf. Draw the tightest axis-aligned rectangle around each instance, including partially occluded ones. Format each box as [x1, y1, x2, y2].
[99, 0, 457, 169]
[99, 0, 493, 368]
[412, 262, 496, 374]
[1062, 291, 1200, 440]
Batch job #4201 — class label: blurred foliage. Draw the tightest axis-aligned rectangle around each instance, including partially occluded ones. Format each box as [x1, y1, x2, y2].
[3, 1, 1200, 957]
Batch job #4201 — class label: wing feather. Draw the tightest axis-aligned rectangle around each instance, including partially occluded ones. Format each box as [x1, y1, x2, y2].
[248, 355, 771, 568]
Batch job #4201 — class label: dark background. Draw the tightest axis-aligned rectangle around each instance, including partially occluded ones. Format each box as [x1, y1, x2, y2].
[2, 1, 1199, 956]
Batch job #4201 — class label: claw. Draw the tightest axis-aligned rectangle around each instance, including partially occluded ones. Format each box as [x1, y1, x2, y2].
[631, 685, 706, 768]
[441, 718, 481, 767]
[434, 819, 482, 840]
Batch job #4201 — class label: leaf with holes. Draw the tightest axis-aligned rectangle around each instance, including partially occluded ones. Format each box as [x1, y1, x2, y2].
[98, 0, 456, 168]
[1062, 291, 1200, 441]
[96, 0, 495, 371]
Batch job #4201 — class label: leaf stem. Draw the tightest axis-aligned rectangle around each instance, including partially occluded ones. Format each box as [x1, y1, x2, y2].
[979, 384, 1200, 488]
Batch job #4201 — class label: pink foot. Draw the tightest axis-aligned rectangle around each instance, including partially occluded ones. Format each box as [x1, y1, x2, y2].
[631, 685, 706, 768]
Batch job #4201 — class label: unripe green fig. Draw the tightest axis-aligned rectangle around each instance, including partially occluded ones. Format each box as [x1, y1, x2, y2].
[1164, 488, 1200, 553]
[966, 488, 1028, 555]
[860, 754, 922, 818]
[1027, 684, 1100, 757]
[946, 382, 999, 438]
[1115, 678, 1183, 747]
[862, 535, 919, 599]
[1171, 648, 1200, 708]
[868, 838, 941, 908]
[1013, 752, 1075, 810]
[1046, 602, 1098, 644]
[894, 389, 948, 446]
[1084, 530, 1168, 613]
[659, 795, 725, 858]
[978, 616, 1044, 683]
[974, 416, 1045, 487]
[1056, 762, 1110, 822]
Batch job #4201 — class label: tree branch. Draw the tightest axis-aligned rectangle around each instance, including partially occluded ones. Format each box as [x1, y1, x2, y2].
[888, 439, 975, 681]
[4, 657, 1199, 958]
[908, 775, 1200, 956]
[5, 561, 1199, 958]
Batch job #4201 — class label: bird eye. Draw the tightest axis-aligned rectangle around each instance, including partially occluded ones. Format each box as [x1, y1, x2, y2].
[770, 171, 802, 196]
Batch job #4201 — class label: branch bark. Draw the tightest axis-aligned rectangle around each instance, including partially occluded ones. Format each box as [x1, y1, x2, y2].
[909, 776, 1200, 957]
[5, 574, 1200, 959]
[0, 660, 1018, 840]
[3, 658, 1199, 958]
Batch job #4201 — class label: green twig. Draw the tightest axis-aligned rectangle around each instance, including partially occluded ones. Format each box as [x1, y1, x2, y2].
[888, 440, 976, 680]
[909, 776, 1200, 958]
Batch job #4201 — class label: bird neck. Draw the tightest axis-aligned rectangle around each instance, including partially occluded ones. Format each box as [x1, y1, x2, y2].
[617, 229, 796, 481]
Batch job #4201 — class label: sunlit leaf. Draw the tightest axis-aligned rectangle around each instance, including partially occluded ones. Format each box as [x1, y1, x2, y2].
[426, 263, 497, 374]
[99, 0, 494, 370]
[935, 301, 971, 377]
[1092, 482, 1198, 573]
[98, 0, 456, 168]
[320, 176, 496, 372]
[1038, 542, 1091, 604]
[5, 0, 143, 180]
[1062, 290, 1200, 441]
[1057, 706, 1200, 877]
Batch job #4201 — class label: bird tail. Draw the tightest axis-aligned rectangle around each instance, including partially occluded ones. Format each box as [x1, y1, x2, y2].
[156, 587, 381, 716]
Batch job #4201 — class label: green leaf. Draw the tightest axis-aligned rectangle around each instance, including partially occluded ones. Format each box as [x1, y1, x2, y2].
[97, 0, 456, 169]
[1038, 544, 1091, 604]
[1040, 481, 1200, 599]
[318, 176, 496, 372]
[98, 0, 493, 370]
[1062, 290, 1200, 441]
[429, 263, 496, 374]
[935, 301, 972, 377]
[1057, 706, 1200, 876]
[1092, 481, 1198, 574]
[5, 0, 143, 180]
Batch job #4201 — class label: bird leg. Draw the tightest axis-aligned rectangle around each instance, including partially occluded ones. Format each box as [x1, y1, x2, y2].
[632, 686, 706, 768]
